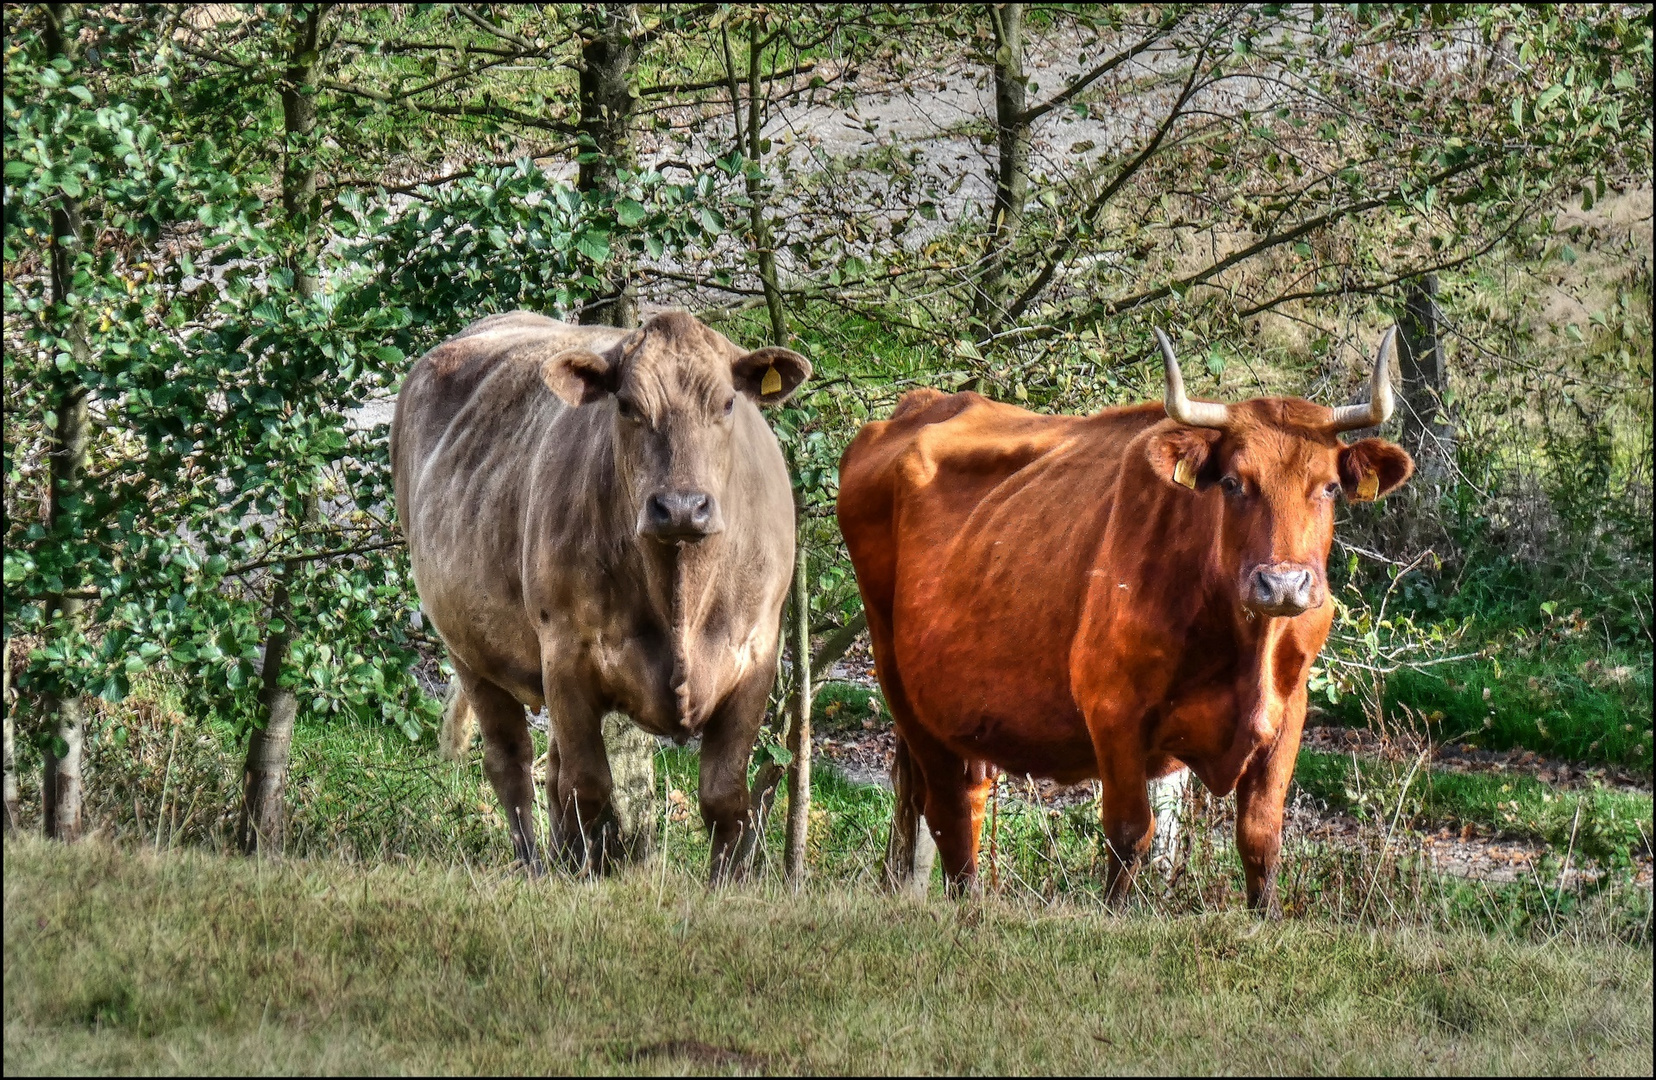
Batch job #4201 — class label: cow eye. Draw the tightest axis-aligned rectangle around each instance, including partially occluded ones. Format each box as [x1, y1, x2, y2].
[1322, 481, 1342, 500]
[615, 397, 641, 422]
[723, 395, 736, 417]
[1220, 475, 1243, 496]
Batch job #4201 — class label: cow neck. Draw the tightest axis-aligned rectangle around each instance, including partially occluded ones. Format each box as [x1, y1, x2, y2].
[636, 536, 724, 728]
[1188, 525, 1293, 794]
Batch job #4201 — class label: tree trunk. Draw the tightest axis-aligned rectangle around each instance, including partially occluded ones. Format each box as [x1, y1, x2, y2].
[742, 18, 788, 343]
[602, 711, 657, 862]
[38, 3, 92, 843]
[783, 526, 812, 887]
[238, 3, 330, 856]
[1147, 766, 1189, 880]
[1398, 275, 1454, 479]
[576, 2, 639, 329]
[41, 381, 90, 842]
[3, 637, 16, 833]
[237, 573, 298, 854]
[974, 2, 1030, 334]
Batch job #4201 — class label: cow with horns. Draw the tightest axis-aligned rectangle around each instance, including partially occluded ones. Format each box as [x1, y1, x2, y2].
[837, 330, 1414, 912]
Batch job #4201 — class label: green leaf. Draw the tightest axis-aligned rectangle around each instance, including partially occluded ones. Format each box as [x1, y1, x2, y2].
[1535, 85, 1566, 112]
[575, 230, 611, 264]
[755, 742, 793, 768]
[616, 198, 647, 227]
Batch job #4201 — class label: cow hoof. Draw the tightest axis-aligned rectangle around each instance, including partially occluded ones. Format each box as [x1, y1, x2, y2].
[554, 809, 627, 876]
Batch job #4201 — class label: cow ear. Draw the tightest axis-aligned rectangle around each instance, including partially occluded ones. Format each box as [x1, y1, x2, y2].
[733, 346, 811, 406]
[1146, 427, 1222, 492]
[541, 348, 618, 407]
[1338, 438, 1414, 502]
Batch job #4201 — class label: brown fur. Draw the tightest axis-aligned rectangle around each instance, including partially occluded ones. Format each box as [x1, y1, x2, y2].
[837, 389, 1411, 911]
[393, 310, 808, 879]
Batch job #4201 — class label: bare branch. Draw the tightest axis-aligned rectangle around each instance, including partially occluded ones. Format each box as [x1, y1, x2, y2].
[640, 61, 816, 99]
[1019, 15, 1182, 126]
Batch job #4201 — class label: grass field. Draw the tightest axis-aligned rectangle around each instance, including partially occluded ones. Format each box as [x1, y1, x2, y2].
[5, 837, 1652, 1075]
[10, 677, 1651, 944]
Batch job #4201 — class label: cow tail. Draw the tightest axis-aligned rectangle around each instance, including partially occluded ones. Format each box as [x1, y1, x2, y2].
[438, 680, 476, 761]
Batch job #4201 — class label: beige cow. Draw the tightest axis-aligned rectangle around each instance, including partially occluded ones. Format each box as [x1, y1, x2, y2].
[392, 310, 808, 879]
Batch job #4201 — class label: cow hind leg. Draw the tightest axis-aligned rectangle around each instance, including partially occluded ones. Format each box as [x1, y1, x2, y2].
[902, 723, 992, 898]
[455, 664, 543, 875]
[863, 612, 937, 895]
[883, 735, 935, 896]
[438, 679, 476, 761]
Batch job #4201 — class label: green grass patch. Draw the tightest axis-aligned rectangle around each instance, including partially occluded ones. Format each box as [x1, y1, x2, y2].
[1292, 751, 1653, 864]
[6, 837, 1652, 1075]
[811, 680, 885, 733]
[1319, 645, 1652, 770]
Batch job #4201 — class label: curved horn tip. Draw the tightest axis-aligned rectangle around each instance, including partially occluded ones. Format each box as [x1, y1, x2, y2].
[1329, 326, 1401, 432]
[1157, 328, 1230, 429]
[1370, 326, 1397, 422]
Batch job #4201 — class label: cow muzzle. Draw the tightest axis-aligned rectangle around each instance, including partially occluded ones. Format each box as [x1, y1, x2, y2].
[639, 490, 721, 542]
[1244, 563, 1320, 617]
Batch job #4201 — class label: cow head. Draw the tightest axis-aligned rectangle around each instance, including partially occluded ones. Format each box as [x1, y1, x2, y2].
[540, 311, 810, 543]
[1146, 329, 1414, 617]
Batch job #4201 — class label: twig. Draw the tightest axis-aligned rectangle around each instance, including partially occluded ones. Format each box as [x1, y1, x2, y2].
[1357, 747, 1427, 924]
[231, 539, 404, 575]
[154, 723, 180, 851]
[1553, 799, 1583, 911]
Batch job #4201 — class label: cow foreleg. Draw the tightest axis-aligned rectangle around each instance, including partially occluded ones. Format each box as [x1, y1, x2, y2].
[1097, 752, 1154, 906]
[457, 663, 543, 876]
[698, 670, 771, 885]
[1234, 684, 1308, 918]
[543, 677, 621, 876]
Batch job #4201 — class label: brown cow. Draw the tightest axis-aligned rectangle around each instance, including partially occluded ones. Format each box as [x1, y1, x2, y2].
[838, 330, 1412, 912]
[392, 310, 809, 879]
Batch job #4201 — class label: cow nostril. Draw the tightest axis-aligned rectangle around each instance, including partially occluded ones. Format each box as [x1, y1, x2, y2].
[642, 491, 717, 537]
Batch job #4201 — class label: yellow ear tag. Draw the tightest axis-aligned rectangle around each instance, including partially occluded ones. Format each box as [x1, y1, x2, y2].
[1173, 458, 1197, 489]
[1356, 471, 1379, 500]
[760, 365, 783, 395]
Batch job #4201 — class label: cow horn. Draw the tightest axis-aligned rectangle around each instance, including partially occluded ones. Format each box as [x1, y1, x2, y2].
[1330, 327, 1397, 433]
[1156, 328, 1230, 429]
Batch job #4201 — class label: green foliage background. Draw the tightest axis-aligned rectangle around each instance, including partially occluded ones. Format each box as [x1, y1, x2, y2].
[4, 3, 1651, 791]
